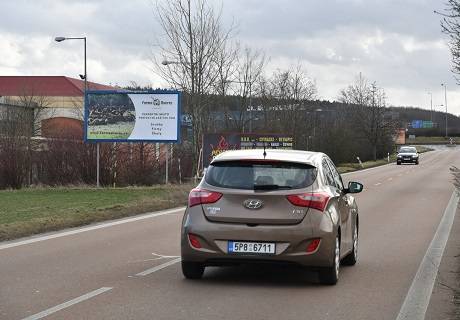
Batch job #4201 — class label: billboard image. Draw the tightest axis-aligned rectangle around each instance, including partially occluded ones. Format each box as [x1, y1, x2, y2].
[85, 90, 181, 142]
[203, 133, 294, 167]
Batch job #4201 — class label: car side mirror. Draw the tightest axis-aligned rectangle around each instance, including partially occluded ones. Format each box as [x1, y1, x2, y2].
[345, 181, 363, 194]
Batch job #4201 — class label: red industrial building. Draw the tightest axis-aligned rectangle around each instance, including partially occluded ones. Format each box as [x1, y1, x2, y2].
[0, 76, 114, 139]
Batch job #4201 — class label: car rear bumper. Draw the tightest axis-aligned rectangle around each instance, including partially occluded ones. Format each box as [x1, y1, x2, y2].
[181, 207, 339, 268]
[397, 158, 418, 163]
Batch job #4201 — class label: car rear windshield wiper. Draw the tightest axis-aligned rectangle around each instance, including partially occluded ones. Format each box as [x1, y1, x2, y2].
[253, 184, 293, 190]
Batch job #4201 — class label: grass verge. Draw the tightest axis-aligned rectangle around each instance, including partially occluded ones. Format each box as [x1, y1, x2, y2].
[406, 136, 456, 144]
[0, 184, 194, 241]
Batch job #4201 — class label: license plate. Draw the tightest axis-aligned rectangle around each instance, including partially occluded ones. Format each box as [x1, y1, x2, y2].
[228, 241, 276, 254]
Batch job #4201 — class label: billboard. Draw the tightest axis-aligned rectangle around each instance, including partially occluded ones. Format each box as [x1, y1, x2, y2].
[202, 133, 294, 167]
[85, 90, 181, 142]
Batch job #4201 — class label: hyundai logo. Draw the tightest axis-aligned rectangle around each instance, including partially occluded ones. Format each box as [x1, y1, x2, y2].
[243, 199, 264, 209]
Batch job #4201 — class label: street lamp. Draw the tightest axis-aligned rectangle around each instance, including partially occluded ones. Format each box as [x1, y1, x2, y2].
[54, 36, 97, 186]
[427, 92, 433, 122]
[55, 37, 87, 91]
[441, 84, 448, 137]
[160, 59, 186, 183]
[305, 108, 323, 150]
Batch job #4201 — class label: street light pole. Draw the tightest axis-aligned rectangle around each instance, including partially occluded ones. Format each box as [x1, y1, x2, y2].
[55, 36, 98, 186]
[427, 92, 433, 122]
[441, 84, 448, 137]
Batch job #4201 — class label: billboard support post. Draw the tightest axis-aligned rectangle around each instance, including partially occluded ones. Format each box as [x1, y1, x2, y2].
[178, 158, 182, 184]
[96, 143, 100, 187]
[165, 144, 169, 184]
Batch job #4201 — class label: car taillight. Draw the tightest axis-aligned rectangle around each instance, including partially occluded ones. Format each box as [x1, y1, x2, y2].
[286, 192, 330, 211]
[306, 238, 321, 253]
[188, 188, 223, 207]
[188, 233, 202, 249]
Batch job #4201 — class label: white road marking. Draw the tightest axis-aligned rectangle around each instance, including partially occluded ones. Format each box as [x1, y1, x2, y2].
[128, 252, 180, 264]
[342, 163, 392, 176]
[0, 207, 185, 251]
[374, 182, 382, 186]
[21, 287, 112, 320]
[388, 177, 393, 181]
[396, 190, 460, 320]
[136, 257, 182, 276]
[151, 252, 180, 259]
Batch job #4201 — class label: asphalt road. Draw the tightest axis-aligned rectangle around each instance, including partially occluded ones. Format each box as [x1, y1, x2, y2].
[1, 148, 459, 320]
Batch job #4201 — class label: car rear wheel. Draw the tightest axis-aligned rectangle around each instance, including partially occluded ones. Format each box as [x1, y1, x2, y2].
[397, 161, 401, 165]
[182, 261, 205, 279]
[319, 235, 340, 285]
[342, 222, 358, 266]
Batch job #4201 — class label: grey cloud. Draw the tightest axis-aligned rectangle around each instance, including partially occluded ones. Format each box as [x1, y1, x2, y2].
[0, 0, 458, 113]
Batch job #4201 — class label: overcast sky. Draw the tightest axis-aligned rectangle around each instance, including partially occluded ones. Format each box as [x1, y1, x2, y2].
[0, 0, 459, 115]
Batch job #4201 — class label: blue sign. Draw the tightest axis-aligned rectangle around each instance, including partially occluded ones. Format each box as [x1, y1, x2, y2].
[411, 120, 423, 129]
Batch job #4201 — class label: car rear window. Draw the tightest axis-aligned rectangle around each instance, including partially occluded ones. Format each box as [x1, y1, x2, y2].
[205, 160, 317, 190]
[399, 147, 416, 153]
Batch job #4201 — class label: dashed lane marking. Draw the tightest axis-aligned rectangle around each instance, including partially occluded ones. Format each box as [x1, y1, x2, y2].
[21, 287, 112, 320]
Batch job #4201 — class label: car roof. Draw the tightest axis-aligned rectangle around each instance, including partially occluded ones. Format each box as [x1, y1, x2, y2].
[210, 149, 323, 166]
[399, 146, 417, 151]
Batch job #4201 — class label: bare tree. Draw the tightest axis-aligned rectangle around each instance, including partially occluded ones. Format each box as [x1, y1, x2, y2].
[267, 64, 317, 144]
[0, 100, 32, 188]
[339, 74, 395, 161]
[0, 85, 55, 188]
[153, 0, 235, 171]
[214, 40, 239, 132]
[439, 1, 460, 82]
[224, 47, 266, 132]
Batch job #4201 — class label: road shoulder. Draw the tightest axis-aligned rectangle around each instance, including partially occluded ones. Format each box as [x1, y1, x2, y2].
[425, 201, 460, 320]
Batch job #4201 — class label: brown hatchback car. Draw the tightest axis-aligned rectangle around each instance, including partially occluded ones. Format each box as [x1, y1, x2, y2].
[181, 149, 363, 285]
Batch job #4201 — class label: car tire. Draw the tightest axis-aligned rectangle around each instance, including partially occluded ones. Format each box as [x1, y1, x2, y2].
[319, 235, 340, 285]
[415, 161, 419, 165]
[181, 261, 205, 279]
[397, 161, 401, 165]
[342, 222, 358, 266]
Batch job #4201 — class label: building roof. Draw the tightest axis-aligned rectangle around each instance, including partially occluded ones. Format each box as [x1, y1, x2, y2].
[0, 76, 115, 97]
